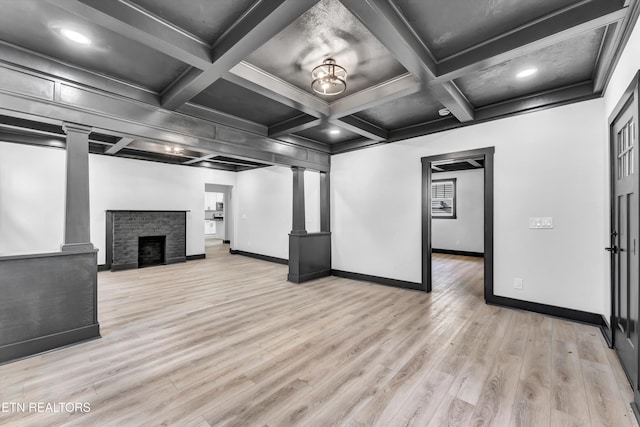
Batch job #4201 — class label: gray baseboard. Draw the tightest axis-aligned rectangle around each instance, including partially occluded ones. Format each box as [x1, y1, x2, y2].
[331, 269, 423, 291]
[288, 269, 332, 284]
[432, 248, 484, 257]
[486, 295, 606, 326]
[0, 324, 100, 365]
[229, 249, 288, 265]
[111, 262, 138, 271]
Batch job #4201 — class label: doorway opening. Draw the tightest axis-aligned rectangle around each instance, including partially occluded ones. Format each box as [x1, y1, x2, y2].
[421, 147, 494, 300]
[204, 183, 233, 247]
[431, 160, 485, 296]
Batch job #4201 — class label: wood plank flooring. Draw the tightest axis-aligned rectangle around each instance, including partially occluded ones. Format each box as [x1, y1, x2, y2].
[0, 241, 636, 426]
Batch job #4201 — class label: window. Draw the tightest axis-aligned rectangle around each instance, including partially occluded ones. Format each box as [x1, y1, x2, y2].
[432, 178, 456, 219]
[617, 118, 635, 179]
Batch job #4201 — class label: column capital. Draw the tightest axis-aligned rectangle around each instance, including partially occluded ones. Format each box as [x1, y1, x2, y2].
[291, 166, 306, 172]
[62, 122, 93, 135]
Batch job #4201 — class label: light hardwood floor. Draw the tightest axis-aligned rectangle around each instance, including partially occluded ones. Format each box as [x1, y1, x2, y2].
[0, 241, 637, 426]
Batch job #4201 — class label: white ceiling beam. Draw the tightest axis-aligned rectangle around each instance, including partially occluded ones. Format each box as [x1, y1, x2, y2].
[330, 73, 421, 119]
[225, 62, 329, 118]
[269, 115, 322, 138]
[330, 116, 388, 141]
[340, 0, 474, 122]
[182, 154, 215, 165]
[104, 137, 134, 155]
[161, 0, 319, 110]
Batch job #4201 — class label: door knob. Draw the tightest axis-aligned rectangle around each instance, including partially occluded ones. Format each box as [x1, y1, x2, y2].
[605, 246, 619, 254]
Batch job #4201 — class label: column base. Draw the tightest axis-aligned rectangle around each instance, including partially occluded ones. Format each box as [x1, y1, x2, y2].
[288, 232, 331, 284]
[61, 243, 95, 252]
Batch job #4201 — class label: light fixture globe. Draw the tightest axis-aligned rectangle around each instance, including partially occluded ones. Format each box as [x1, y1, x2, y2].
[311, 58, 347, 96]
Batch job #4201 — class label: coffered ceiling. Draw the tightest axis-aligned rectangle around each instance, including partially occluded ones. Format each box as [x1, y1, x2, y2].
[0, 0, 637, 172]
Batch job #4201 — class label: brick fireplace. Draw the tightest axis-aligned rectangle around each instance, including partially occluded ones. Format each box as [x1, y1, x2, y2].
[105, 210, 187, 271]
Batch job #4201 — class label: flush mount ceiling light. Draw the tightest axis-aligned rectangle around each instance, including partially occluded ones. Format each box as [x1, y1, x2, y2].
[516, 67, 538, 79]
[311, 58, 347, 96]
[60, 28, 91, 45]
[164, 146, 184, 155]
[329, 129, 341, 135]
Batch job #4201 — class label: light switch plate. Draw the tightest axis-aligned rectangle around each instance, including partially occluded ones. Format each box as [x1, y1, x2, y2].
[529, 217, 553, 229]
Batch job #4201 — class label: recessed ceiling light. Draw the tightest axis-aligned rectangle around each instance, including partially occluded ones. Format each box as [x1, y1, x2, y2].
[329, 129, 341, 135]
[516, 68, 538, 79]
[60, 28, 91, 45]
[438, 108, 450, 117]
[164, 146, 184, 155]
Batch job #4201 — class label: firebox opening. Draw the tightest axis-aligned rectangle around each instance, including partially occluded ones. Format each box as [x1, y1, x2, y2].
[138, 236, 166, 268]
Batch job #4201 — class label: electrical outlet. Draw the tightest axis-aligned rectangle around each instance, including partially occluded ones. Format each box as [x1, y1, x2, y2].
[529, 217, 553, 229]
[514, 278, 523, 290]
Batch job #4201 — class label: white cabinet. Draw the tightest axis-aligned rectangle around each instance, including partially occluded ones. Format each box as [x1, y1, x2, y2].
[215, 219, 225, 240]
[205, 192, 217, 211]
[205, 220, 216, 235]
[205, 192, 225, 211]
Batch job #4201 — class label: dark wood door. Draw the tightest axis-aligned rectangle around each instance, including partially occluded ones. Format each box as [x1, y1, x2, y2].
[611, 100, 639, 393]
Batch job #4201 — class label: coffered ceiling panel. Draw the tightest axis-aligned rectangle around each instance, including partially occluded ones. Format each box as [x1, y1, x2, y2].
[128, 0, 255, 44]
[295, 122, 362, 144]
[393, 0, 580, 60]
[354, 90, 444, 130]
[0, 0, 189, 92]
[0, 0, 635, 167]
[191, 79, 309, 126]
[456, 28, 604, 108]
[245, 0, 407, 99]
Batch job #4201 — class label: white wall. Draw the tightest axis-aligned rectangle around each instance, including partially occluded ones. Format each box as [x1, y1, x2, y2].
[432, 169, 484, 253]
[332, 98, 607, 314]
[0, 142, 316, 265]
[90, 155, 236, 264]
[0, 143, 65, 255]
[305, 169, 321, 233]
[234, 166, 291, 259]
[0, 142, 237, 263]
[604, 19, 640, 117]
